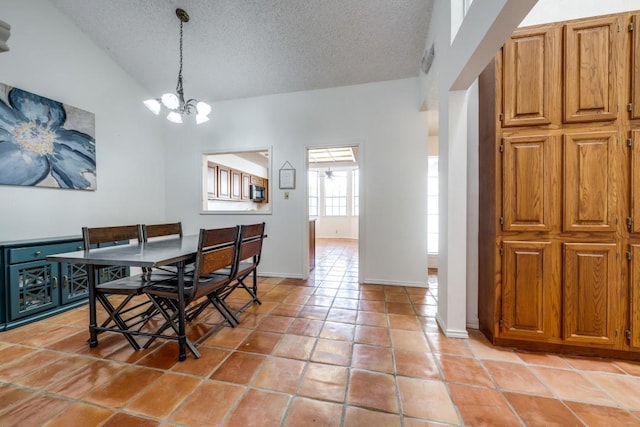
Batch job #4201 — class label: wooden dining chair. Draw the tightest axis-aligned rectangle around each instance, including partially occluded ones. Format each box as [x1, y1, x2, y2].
[140, 222, 186, 279]
[141, 226, 241, 357]
[82, 224, 149, 350]
[142, 222, 183, 241]
[220, 222, 266, 315]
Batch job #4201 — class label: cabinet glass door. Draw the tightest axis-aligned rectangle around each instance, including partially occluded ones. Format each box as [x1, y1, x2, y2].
[8, 260, 60, 320]
[98, 266, 129, 283]
[61, 262, 89, 303]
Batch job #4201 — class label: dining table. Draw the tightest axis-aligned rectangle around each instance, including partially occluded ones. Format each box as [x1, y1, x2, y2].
[47, 234, 199, 361]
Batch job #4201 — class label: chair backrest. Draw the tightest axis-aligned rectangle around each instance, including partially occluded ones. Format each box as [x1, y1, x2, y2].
[192, 226, 240, 296]
[82, 225, 141, 249]
[238, 222, 266, 265]
[142, 222, 183, 242]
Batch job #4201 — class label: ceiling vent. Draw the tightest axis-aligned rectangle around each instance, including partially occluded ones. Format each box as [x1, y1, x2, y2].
[420, 44, 435, 75]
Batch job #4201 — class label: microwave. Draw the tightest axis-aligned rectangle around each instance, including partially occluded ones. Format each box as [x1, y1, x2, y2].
[250, 184, 265, 202]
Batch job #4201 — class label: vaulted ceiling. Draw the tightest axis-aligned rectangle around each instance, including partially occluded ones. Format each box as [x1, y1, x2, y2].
[50, 0, 433, 103]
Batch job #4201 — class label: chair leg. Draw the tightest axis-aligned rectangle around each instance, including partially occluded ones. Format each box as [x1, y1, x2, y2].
[209, 294, 240, 327]
[252, 270, 259, 302]
[96, 294, 141, 350]
[142, 295, 200, 358]
[235, 274, 262, 305]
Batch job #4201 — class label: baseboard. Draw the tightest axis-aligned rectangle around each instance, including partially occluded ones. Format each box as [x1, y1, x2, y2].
[436, 313, 469, 339]
[466, 319, 480, 329]
[363, 278, 428, 288]
[258, 272, 305, 279]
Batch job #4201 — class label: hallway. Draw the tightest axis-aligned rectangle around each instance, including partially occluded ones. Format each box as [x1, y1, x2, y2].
[0, 239, 638, 425]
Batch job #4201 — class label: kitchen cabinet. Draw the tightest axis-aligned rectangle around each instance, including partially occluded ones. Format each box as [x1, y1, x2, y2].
[563, 15, 622, 123]
[479, 10, 639, 358]
[207, 162, 268, 203]
[218, 166, 230, 199]
[502, 24, 560, 127]
[500, 240, 556, 341]
[563, 243, 619, 346]
[242, 173, 251, 200]
[231, 170, 242, 200]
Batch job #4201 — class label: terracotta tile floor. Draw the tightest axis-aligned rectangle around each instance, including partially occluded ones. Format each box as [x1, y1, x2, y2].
[2, 238, 640, 426]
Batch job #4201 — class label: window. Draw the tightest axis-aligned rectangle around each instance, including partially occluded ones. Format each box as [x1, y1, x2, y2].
[352, 169, 359, 216]
[308, 170, 319, 216]
[324, 170, 347, 216]
[427, 156, 439, 253]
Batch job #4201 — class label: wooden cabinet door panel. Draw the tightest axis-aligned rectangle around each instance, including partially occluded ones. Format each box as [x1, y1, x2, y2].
[231, 170, 241, 200]
[207, 163, 217, 199]
[632, 15, 640, 119]
[218, 166, 230, 199]
[564, 16, 621, 123]
[241, 174, 251, 200]
[632, 130, 640, 233]
[563, 131, 616, 232]
[503, 25, 560, 127]
[563, 243, 617, 345]
[501, 241, 556, 340]
[9, 261, 60, 320]
[631, 245, 640, 349]
[503, 134, 558, 231]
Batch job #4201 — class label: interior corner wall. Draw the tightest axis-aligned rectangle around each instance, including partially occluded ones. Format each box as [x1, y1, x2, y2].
[0, 0, 167, 241]
[466, 80, 480, 330]
[162, 78, 429, 285]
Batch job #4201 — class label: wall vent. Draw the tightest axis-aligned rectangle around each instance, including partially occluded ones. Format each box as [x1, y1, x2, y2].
[420, 44, 435, 75]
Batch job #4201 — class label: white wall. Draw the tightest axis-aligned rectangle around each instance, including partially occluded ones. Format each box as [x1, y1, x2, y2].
[164, 79, 429, 285]
[426, 0, 537, 338]
[0, 0, 166, 241]
[316, 217, 359, 239]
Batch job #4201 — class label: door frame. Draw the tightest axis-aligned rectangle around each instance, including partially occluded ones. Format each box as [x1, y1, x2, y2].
[304, 140, 364, 284]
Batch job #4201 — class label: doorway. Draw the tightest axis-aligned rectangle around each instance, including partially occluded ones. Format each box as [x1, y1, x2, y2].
[306, 145, 361, 282]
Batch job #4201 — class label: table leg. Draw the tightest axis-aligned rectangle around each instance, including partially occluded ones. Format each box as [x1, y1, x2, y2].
[87, 264, 98, 347]
[177, 262, 187, 361]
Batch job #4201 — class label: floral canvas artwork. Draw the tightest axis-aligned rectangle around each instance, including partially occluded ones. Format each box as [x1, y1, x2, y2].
[0, 83, 96, 190]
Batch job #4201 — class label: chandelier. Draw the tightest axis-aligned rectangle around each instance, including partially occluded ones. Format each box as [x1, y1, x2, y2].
[144, 8, 211, 124]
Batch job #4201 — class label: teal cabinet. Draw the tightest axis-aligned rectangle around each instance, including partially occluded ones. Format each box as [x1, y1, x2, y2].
[0, 236, 129, 331]
[9, 260, 60, 320]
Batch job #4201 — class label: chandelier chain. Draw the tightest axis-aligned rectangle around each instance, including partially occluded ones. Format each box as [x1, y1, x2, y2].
[176, 19, 184, 100]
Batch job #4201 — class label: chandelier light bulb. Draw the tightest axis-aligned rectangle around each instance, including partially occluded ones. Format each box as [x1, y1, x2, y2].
[143, 99, 161, 115]
[166, 111, 183, 123]
[196, 101, 211, 116]
[196, 114, 210, 124]
[161, 93, 180, 110]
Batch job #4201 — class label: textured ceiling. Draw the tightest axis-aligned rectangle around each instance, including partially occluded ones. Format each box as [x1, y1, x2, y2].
[49, 0, 433, 102]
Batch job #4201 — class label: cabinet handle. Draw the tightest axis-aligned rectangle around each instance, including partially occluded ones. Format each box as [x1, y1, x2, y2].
[77, 246, 83, 250]
[52, 277, 58, 289]
[34, 251, 42, 256]
[63, 275, 69, 288]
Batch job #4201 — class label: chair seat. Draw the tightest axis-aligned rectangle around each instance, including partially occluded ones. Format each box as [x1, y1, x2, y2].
[96, 273, 147, 295]
[144, 273, 231, 300]
[217, 262, 254, 278]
